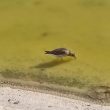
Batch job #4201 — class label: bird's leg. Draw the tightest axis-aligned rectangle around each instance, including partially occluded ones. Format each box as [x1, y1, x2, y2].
[56, 57, 62, 61]
[60, 57, 64, 61]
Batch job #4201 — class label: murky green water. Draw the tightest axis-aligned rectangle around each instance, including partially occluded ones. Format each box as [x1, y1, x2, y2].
[0, 0, 110, 88]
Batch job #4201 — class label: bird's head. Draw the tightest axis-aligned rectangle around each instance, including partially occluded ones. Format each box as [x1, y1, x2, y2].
[68, 52, 76, 59]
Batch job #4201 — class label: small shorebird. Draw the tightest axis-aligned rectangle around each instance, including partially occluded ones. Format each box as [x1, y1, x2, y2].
[45, 48, 76, 58]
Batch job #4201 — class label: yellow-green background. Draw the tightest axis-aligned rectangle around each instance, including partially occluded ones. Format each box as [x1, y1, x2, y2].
[0, 0, 110, 88]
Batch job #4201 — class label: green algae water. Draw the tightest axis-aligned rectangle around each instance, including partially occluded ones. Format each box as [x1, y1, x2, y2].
[0, 0, 110, 89]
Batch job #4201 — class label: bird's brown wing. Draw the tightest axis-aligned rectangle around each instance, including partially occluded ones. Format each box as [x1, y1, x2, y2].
[50, 48, 66, 55]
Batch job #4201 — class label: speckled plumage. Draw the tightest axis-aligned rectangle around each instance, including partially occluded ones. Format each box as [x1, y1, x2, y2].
[45, 48, 76, 58]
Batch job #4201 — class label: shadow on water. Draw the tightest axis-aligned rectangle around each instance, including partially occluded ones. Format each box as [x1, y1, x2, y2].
[33, 59, 73, 69]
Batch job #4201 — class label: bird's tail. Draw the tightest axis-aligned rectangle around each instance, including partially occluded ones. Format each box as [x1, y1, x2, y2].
[45, 51, 51, 54]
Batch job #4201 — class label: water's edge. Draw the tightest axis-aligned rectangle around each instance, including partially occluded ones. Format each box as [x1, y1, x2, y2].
[0, 78, 110, 106]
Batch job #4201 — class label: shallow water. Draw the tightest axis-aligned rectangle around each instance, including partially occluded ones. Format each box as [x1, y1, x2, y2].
[0, 0, 110, 87]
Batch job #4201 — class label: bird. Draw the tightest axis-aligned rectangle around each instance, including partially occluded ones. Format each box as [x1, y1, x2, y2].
[45, 48, 76, 58]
